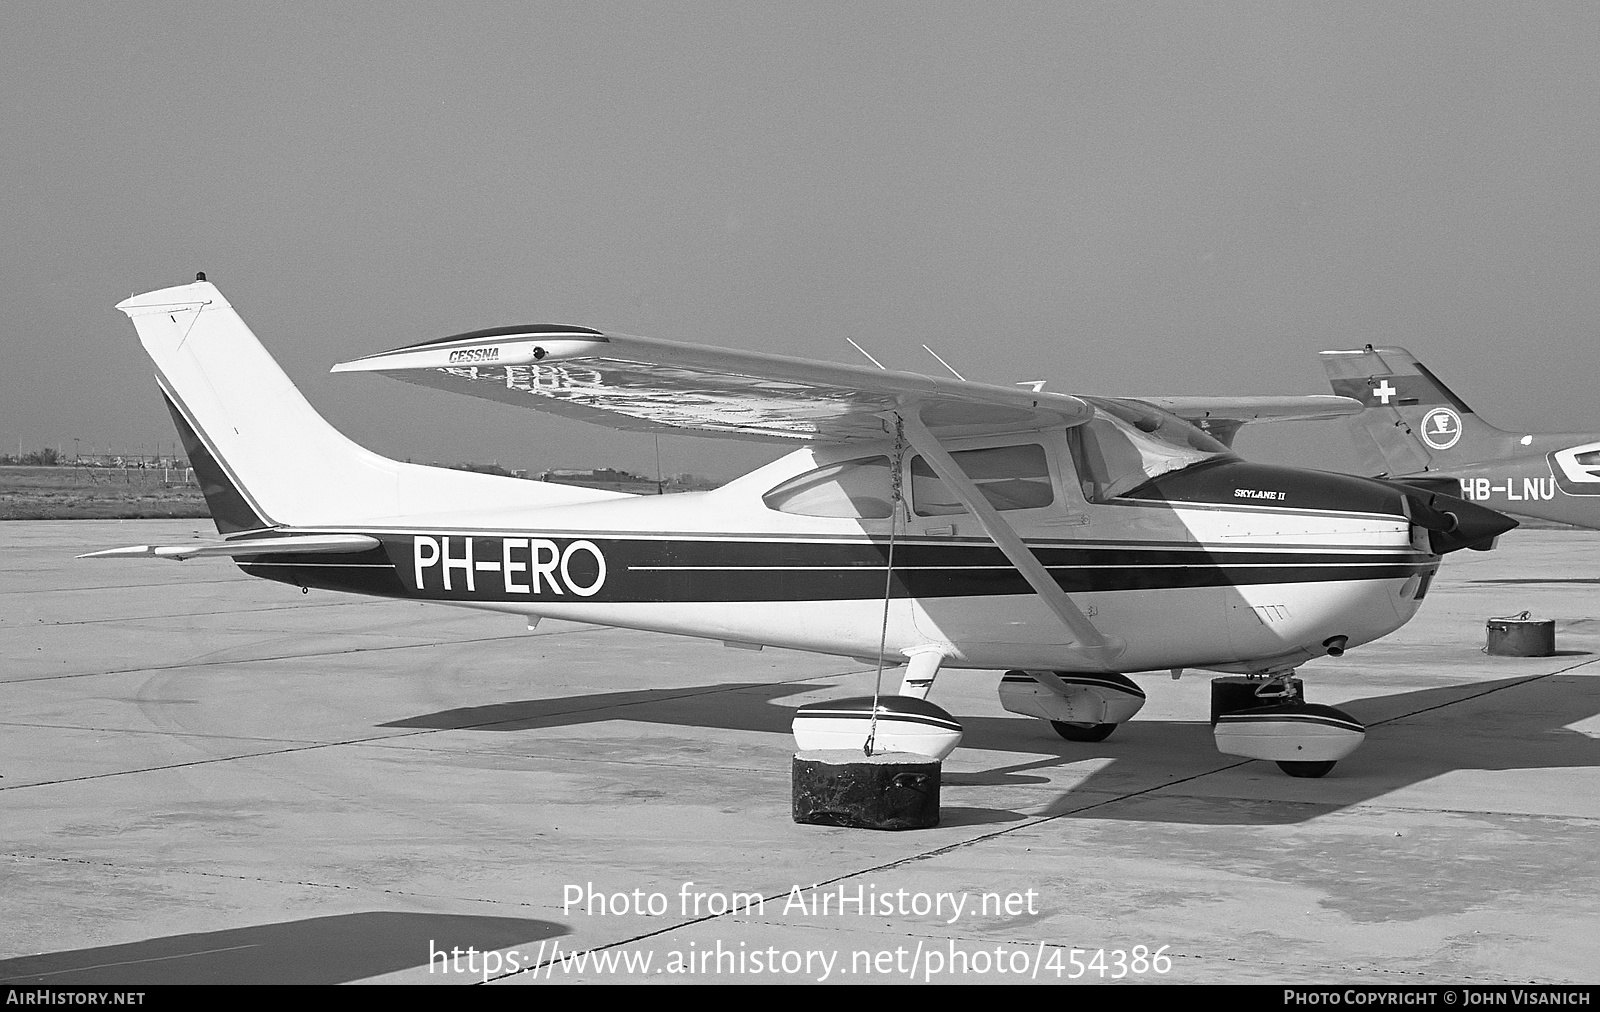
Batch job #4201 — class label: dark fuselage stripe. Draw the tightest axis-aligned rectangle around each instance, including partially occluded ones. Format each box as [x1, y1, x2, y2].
[627, 561, 1412, 571]
[234, 533, 1433, 604]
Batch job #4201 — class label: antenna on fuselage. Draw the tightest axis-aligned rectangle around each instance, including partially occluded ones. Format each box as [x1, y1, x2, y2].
[846, 337, 887, 370]
[922, 345, 966, 381]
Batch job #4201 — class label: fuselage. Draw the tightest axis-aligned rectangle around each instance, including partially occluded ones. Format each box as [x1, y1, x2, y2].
[107, 284, 1515, 691]
[232, 434, 1451, 676]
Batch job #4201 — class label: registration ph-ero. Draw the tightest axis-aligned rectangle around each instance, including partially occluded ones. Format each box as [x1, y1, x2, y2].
[412, 535, 606, 596]
[1284, 993, 1438, 1005]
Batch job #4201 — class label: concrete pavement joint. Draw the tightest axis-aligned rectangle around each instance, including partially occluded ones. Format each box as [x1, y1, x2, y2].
[0, 720, 339, 747]
[30, 597, 393, 627]
[0, 853, 546, 910]
[1366, 655, 1600, 727]
[0, 578, 247, 595]
[0, 631, 582, 685]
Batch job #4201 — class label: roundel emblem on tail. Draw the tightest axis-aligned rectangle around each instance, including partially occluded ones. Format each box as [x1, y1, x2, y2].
[1420, 407, 1462, 449]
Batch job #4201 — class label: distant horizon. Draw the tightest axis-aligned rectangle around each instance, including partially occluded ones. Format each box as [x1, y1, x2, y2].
[0, 446, 734, 485]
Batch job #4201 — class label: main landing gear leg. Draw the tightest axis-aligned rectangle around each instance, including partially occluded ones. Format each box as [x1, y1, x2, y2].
[897, 649, 944, 701]
[1210, 672, 1366, 778]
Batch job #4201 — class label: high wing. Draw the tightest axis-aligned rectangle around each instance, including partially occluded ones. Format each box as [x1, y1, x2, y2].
[335, 324, 1115, 660]
[1123, 395, 1364, 447]
[331, 329, 1366, 665]
[331, 326, 1094, 441]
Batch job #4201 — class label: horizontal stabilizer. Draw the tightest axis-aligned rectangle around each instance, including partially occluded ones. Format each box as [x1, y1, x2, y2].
[78, 533, 381, 562]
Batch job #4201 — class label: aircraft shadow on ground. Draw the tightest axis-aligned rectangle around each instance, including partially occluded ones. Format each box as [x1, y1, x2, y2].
[1049, 673, 1600, 826]
[385, 685, 1041, 828]
[382, 681, 831, 735]
[384, 673, 1600, 828]
[0, 911, 565, 985]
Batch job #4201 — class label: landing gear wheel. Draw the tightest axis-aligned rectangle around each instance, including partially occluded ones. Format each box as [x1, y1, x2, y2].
[1276, 760, 1336, 778]
[1052, 721, 1116, 742]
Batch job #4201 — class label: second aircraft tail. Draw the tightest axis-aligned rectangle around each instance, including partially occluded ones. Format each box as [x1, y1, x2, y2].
[1319, 345, 1520, 477]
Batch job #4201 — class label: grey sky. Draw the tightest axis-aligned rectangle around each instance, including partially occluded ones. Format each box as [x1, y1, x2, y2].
[5, 3, 1599, 479]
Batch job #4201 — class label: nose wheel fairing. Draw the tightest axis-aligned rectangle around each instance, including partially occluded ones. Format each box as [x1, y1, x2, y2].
[1209, 675, 1366, 777]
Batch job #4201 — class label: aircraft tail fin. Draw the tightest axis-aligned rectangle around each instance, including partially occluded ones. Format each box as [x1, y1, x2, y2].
[1318, 345, 1516, 476]
[116, 279, 628, 532]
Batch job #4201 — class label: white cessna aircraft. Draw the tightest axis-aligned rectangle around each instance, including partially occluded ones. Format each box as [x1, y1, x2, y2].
[88, 278, 1515, 777]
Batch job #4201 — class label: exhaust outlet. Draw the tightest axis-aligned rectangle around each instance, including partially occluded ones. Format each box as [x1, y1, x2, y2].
[1323, 635, 1348, 658]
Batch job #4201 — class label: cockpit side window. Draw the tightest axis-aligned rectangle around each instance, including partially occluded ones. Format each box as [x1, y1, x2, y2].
[910, 444, 1054, 517]
[762, 456, 894, 519]
[1067, 406, 1232, 503]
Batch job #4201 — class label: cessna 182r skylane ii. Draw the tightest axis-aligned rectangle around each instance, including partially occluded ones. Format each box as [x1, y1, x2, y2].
[86, 279, 1515, 778]
[1323, 345, 1600, 531]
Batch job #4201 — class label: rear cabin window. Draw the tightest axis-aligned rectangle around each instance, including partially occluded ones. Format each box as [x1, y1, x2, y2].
[762, 456, 895, 519]
[910, 444, 1054, 517]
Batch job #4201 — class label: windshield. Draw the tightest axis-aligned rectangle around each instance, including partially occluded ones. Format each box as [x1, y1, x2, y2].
[1067, 402, 1234, 502]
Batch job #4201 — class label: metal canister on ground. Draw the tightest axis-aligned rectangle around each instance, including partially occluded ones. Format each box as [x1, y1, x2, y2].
[1486, 611, 1555, 657]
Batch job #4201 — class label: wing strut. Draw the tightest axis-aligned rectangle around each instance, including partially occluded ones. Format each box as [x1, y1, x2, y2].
[899, 412, 1124, 667]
